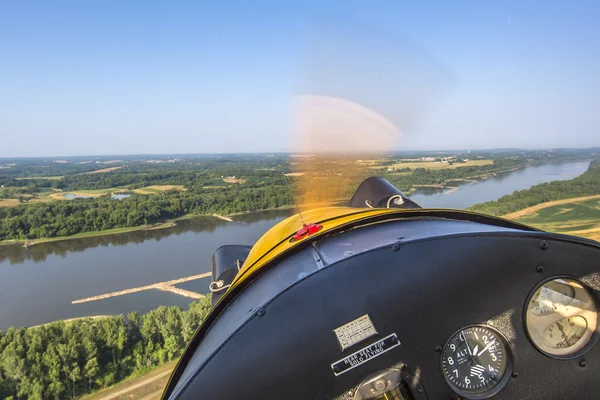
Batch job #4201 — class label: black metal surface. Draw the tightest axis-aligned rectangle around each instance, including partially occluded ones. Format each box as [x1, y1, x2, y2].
[162, 212, 545, 399]
[348, 177, 421, 209]
[210, 245, 251, 305]
[174, 233, 600, 399]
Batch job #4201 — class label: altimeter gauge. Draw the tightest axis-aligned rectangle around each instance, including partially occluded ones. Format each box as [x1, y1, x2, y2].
[441, 325, 512, 399]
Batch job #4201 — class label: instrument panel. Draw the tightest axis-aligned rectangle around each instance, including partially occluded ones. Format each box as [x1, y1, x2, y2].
[168, 220, 600, 400]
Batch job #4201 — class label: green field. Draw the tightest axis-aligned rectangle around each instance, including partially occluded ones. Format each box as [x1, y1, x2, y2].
[513, 197, 600, 241]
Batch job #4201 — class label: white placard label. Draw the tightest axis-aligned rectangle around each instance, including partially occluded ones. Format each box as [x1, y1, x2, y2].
[333, 314, 378, 351]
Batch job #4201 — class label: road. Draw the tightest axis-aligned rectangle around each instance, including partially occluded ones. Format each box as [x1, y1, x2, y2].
[94, 370, 171, 400]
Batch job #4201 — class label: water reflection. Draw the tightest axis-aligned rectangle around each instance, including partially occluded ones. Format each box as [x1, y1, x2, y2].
[0, 209, 294, 329]
[0, 216, 230, 265]
[232, 208, 295, 224]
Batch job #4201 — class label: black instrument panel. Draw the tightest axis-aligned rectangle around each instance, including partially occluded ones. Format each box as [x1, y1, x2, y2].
[173, 229, 600, 399]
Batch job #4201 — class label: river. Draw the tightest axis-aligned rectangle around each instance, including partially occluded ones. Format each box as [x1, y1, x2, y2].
[408, 161, 590, 209]
[0, 161, 590, 329]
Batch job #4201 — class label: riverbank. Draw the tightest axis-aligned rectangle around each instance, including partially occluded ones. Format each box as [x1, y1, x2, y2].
[0, 217, 206, 247]
[29, 315, 113, 329]
[0, 206, 299, 248]
[411, 184, 460, 195]
[0, 221, 187, 248]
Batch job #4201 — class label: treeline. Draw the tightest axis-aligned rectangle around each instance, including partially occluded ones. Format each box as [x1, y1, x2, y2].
[0, 185, 292, 240]
[0, 158, 288, 190]
[0, 297, 211, 399]
[468, 160, 600, 216]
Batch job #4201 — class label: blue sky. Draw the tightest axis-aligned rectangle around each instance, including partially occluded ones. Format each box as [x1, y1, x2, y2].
[1, 1, 598, 156]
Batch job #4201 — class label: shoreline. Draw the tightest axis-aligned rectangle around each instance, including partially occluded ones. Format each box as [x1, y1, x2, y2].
[0, 206, 301, 248]
[29, 315, 113, 329]
[410, 184, 460, 195]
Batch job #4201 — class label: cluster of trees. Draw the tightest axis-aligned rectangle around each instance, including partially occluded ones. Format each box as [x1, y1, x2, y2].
[468, 160, 600, 216]
[2, 155, 599, 240]
[0, 297, 211, 399]
[0, 184, 293, 240]
[0, 157, 288, 190]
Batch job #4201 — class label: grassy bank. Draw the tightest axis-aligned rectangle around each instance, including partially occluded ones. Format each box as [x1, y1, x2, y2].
[80, 361, 176, 400]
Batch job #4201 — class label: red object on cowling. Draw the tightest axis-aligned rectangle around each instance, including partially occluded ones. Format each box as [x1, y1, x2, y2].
[292, 223, 323, 241]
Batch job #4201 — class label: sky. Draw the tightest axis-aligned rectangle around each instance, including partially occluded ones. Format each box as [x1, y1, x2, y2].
[0, 1, 599, 157]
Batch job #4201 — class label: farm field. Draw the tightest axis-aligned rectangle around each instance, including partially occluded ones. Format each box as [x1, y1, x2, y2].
[0, 185, 187, 206]
[372, 159, 494, 170]
[509, 195, 600, 241]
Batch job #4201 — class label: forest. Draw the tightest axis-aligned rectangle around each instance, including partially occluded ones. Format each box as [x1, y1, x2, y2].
[0, 184, 292, 240]
[0, 297, 212, 399]
[468, 160, 600, 216]
[1, 151, 598, 241]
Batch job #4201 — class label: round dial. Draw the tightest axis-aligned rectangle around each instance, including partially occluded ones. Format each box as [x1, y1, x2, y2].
[441, 325, 511, 399]
[525, 278, 598, 358]
[542, 316, 587, 349]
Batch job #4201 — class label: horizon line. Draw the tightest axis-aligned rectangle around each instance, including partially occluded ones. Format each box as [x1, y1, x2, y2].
[1, 146, 599, 160]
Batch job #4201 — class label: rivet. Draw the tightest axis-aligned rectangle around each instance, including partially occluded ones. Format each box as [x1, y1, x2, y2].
[257, 309, 266, 317]
[539, 240, 549, 250]
[512, 372, 519, 378]
[536, 265, 544, 273]
[580, 360, 587, 368]
[435, 346, 442, 353]
[392, 244, 400, 252]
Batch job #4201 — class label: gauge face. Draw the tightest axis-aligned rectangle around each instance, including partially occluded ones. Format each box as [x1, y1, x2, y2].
[526, 278, 598, 358]
[542, 316, 587, 349]
[441, 325, 511, 399]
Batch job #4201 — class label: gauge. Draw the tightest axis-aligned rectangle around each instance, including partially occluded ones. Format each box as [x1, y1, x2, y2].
[529, 280, 576, 316]
[441, 325, 512, 399]
[542, 316, 587, 349]
[525, 278, 599, 358]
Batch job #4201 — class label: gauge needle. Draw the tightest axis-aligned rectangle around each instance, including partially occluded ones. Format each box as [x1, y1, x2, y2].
[556, 322, 567, 339]
[463, 331, 473, 356]
[477, 342, 494, 356]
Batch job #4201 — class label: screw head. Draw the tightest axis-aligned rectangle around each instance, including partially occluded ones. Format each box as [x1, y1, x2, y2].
[539, 240, 549, 250]
[392, 244, 400, 252]
[580, 360, 587, 368]
[374, 379, 387, 392]
[512, 372, 519, 378]
[257, 309, 266, 317]
[536, 265, 544, 273]
[435, 345, 443, 353]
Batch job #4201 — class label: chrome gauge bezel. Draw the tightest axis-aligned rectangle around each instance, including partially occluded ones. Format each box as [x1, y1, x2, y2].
[439, 324, 513, 400]
[523, 275, 600, 360]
